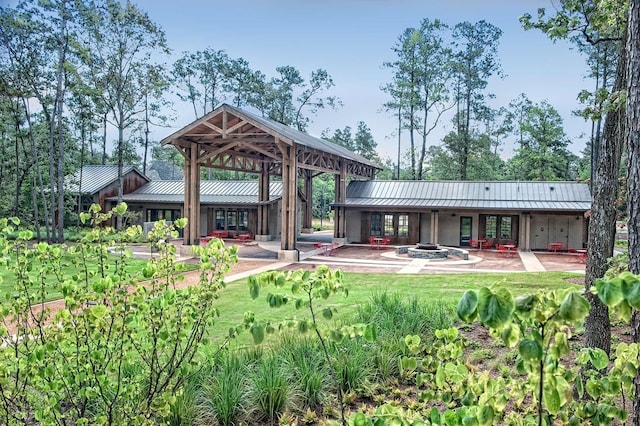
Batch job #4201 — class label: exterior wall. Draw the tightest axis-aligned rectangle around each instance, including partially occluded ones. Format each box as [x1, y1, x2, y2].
[97, 171, 148, 210]
[268, 201, 281, 238]
[419, 212, 432, 243]
[345, 209, 361, 243]
[347, 207, 586, 249]
[530, 213, 585, 250]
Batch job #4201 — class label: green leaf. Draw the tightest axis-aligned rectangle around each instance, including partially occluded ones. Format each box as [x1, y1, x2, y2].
[518, 338, 543, 362]
[543, 387, 561, 415]
[251, 325, 264, 344]
[595, 278, 624, 307]
[248, 276, 260, 299]
[364, 324, 377, 342]
[620, 273, 640, 309]
[559, 292, 590, 322]
[515, 294, 535, 314]
[477, 406, 494, 426]
[477, 287, 514, 329]
[322, 308, 333, 319]
[457, 290, 478, 322]
[588, 348, 609, 370]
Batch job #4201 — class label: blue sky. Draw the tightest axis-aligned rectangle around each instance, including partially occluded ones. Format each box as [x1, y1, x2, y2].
[142, 0, 593, 161]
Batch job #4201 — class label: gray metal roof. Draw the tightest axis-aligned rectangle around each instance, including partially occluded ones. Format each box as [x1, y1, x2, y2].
[111, 180, 284, 205]
[342, 180, 591, 211]
[65, 165, 148, 195]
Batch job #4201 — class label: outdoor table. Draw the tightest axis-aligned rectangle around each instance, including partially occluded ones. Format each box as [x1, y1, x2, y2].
[477, 239, 487, 251]
[576, 248, 587, 263]
[373, 237, 384, 249]
[549, 242, 563, 253]
[503, 244, 516, 258]
[211, 230, 228, 238]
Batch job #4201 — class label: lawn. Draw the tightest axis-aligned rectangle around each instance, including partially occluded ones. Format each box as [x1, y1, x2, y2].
[210, 270, 584, 348]
[0, 250, 197, 302]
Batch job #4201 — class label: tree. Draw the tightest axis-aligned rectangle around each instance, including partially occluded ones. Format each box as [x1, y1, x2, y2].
[450, 20, 503, 180]
[78, 0, 170, 229]
[625, 1, 640, 423]
[353, 121, 380, 162]
[259, 66, 339, 132]
[521, 0, 627, 355]
[383, 28, 422, 179]
[171, 48, 230, 119]
[506, 101, 575, 181]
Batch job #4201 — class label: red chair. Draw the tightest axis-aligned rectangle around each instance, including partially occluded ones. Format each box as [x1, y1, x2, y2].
[369, 236, 378, 249]
[496, 244, 508, 257]
[469, 239, 478, 249]
[380, 237, 391, 248]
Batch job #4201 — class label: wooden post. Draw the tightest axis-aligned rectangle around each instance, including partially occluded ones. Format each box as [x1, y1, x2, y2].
[183, 148, 192, 245]
[333, 164, 347, 239]
[189, 143, 200, 244]
[280, 144, 297, 251]
[302, 170, 313, 233]
[430, 210, 439, 244]
[257, 161, 270, 237]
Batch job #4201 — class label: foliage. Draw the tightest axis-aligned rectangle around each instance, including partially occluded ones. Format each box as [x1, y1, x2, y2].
[350, 274, 640, 425]
[247, 266, 377, 425]
[0, 204, 238, 425]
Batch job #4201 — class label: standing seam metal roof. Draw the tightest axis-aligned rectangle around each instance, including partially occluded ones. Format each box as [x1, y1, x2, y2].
[65, 165, 148, 195]
[342, 180, 591, 211]
[110, 180, 284, 205]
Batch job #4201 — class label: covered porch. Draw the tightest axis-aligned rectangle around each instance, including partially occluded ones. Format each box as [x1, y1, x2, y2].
[161, 104, 379, 261]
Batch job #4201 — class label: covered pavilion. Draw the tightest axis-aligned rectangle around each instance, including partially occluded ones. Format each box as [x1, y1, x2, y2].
[160, 104, 380, 260]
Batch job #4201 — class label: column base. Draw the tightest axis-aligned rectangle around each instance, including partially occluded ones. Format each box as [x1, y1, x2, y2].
[254, 234, 271, 242]
[301, 228, 314, 234]
[278, 250, 299, 262]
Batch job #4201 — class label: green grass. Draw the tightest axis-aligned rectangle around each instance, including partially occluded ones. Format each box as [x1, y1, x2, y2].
[211, 270, 583, 348]
[0, 251, 197, 302]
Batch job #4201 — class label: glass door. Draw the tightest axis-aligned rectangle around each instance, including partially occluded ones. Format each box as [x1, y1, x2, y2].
[460, 217, 472, 246]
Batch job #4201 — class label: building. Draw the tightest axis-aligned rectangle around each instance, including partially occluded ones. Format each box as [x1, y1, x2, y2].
[340, 180, 591, 251]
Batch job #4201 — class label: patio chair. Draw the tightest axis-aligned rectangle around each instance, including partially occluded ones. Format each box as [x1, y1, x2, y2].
[380, 237, 391, 248]
[368, 236, 377, 249]
[469, 239, 478, 249]
[496, 244, 509, 257]
[483, 238, 495, 249]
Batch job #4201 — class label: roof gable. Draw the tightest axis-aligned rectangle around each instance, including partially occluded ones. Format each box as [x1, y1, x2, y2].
[65, 165, 149, 195]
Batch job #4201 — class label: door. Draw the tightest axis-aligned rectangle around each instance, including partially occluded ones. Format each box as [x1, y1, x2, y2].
[533, 216, 550, 250]
[460, 217, 472, 246]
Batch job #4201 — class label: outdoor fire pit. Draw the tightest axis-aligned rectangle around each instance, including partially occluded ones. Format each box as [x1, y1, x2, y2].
[407, 243, 449, 259]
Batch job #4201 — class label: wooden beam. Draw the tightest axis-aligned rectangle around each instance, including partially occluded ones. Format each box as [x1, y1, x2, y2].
[198, 141, 241, 164]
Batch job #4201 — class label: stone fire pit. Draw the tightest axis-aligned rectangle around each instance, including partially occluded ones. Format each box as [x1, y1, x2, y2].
[407, 243, 450, 259]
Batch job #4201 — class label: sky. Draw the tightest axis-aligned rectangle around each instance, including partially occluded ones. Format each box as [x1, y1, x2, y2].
[140, 0, 594, 162]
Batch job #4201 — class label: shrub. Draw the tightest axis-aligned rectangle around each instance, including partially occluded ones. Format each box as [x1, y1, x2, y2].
[0, 204, 238, 425]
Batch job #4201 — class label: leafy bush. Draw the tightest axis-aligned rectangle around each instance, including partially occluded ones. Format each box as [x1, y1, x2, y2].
[0, 204, 238, 425]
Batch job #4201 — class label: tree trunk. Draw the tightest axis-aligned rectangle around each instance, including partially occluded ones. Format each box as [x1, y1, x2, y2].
[625, 1, 640, 424]
[22, 98, 50, 242]
[54, 3, 68, 243]
[584, 31, 627, 355]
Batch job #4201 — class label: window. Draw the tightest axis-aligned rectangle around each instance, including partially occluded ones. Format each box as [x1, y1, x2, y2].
[215, 210, 225, 230]
[238, 210, 249, 231]
[384, 214, 394, 236]
[146, 209, 180, 222]
[398, 214, 408, 237]
[216, 209, 250, 232]
[500, 216, 512, 239]
[371, 213, 382, 236]
[479, 214, 518, 244]
[227, 211, 237, 231]
[370, 213, 410, 238]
